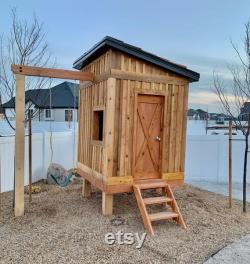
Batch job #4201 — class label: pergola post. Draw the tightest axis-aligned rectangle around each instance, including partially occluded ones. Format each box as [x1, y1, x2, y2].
[14, 74, 25, 217]
[10, 64, 93, 217]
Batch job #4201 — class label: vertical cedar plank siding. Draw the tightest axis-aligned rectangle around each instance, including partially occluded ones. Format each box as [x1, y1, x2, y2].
[78, 81, 107, 174]
[78, 49, 189, 179]
[78, 51, 111, 174]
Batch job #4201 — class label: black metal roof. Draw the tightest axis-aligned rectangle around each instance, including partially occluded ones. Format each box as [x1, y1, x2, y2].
[73, 36, 200, 82]
[2, 81, 79, 109]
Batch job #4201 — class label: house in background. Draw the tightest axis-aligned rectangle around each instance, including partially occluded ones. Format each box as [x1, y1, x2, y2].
[187, 108, 209, 120]
[239, 101, 250, 120]
[2, 81, 79, 122]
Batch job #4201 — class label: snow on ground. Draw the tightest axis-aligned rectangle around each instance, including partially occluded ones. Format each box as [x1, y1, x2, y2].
[0, 120, 78, 136]
[0, 119, 239, 136]
[187, 120, 240, 136]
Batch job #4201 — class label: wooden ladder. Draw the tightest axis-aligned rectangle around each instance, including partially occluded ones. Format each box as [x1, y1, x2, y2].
[133, 179, 187, 235]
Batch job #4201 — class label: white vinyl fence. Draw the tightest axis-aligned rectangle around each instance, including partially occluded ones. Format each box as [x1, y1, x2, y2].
[0, 133, 248, 193]
[185, 135, 248, 184]
[0, 131, 77, 192]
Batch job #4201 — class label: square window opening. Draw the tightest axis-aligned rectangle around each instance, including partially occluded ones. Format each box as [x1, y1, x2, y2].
[93, 110, 104, 141]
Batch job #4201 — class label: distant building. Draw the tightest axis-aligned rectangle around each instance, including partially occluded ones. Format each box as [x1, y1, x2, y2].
[2, 81, 79, 122]
[210, 113, 232, 122]
[187, 108, 209, 120]
[240, 102, 250, 120]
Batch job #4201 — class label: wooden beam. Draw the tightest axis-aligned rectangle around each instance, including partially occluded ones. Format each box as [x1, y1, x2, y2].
[15, 74, 25, 217]
[162, 172, 184, 181]
[11, 64, 94, 82]
[85, 69, 189, 85]
[102, 192, 113, 215]
[110, 69, 188, 84]
[82, 179, 92, 198]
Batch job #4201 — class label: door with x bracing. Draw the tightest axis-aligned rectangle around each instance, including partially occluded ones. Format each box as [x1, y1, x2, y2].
[133, 94, 164, 180]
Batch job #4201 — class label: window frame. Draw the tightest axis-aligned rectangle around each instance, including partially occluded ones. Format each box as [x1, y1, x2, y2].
[45, 108, 52, 120]
[91, 106, 105, 146]
[65, 109, 73, 122]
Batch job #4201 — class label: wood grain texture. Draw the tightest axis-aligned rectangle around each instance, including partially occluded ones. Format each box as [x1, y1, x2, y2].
[133, 94, 163, 179]
[82, 179, 91, 198]
[15, 74, 25, 217]
[11, 64, 93, 81]
[102, 78, 116, 178]
[78, 81, 107, 174]
[102, 192, 113, 215]
[78, 47, 191, 191]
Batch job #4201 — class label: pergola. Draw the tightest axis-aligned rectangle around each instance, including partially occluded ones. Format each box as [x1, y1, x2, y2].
[11, 64, 94, 216]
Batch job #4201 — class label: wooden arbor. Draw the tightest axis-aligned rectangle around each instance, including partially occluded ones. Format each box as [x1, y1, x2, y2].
[75, 37, 200, 216]
[11, 64, 94, 216]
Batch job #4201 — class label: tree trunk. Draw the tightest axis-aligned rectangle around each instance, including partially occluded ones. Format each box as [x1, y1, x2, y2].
[243, 134, 249, 212]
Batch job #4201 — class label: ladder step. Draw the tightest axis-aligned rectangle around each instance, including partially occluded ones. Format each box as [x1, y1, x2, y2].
[149, 211, 179, 222]
[134, 180, 167, 189]
[143, 196, 173, 205]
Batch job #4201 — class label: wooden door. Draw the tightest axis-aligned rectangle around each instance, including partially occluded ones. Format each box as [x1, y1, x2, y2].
[133, 94, 164, 180]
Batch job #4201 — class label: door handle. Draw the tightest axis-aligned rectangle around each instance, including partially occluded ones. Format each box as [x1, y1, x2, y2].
[155, 136, 161, 142]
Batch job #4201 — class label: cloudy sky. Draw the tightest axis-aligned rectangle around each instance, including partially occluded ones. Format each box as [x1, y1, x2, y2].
[1, 0, 250, 112]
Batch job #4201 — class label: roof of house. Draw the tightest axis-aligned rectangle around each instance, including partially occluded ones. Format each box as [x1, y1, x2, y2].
[187, 108, 208, 116]
[73, 36, 200, 82]
[241, 102, 250, 114]
[2, 81, 79, 109]
[187, 109, 196, 116]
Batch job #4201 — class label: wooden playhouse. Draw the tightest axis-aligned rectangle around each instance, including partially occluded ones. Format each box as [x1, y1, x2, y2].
[74, 37, 199, 234]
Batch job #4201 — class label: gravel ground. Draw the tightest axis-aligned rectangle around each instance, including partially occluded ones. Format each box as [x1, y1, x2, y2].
[204, 234, 250, 264]
[0, 179, 250, 264]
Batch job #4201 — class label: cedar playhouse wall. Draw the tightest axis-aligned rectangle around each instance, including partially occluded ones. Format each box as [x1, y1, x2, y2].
[77, 49, 190, 214]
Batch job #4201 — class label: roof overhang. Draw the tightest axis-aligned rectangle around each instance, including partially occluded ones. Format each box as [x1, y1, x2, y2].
[73, 36, 200, 82]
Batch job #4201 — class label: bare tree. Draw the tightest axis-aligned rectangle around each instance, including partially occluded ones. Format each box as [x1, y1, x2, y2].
[0, 8, 53, 130]
[214, 21, 250, 212]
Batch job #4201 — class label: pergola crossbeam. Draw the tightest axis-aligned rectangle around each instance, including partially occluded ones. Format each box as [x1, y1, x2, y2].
[11, 64, 94, 81]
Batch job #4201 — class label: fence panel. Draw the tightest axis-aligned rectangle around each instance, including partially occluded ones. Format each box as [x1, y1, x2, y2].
[0, 133, 248, 193]
[0, 131, 77, 192]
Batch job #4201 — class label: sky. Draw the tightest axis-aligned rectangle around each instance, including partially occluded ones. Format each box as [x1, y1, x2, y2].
[1, 0, 250, 112]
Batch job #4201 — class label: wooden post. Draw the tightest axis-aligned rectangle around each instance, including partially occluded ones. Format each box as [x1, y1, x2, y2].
[103, 78, 116, 179]
[102, 192, 113, 215]
[228, 119, 232, 208]
[101, 78, 116, 216]
[15, 74, 25, 217]
[82, 179, 91, 198]
[29, 118, 32, 203]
